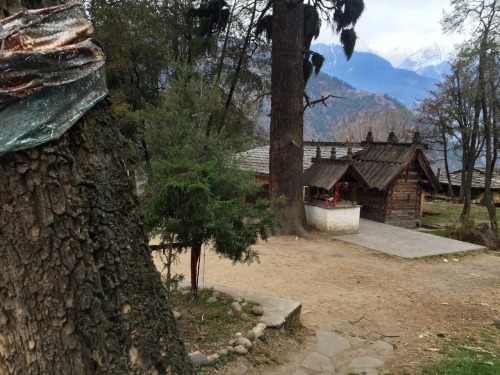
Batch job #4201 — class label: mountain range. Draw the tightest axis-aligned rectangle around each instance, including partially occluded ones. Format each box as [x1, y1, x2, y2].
[310, 43, 450, 107]
[397, 44, 451, 80]
[259, 43, 451, 141]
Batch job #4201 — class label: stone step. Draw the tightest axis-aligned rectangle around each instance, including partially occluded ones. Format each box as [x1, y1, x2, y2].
[181, 281, 301, 328]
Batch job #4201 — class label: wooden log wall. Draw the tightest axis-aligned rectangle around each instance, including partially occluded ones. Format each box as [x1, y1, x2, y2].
[357, 161, 423, 227]
[385, 162, 422, 227]
[357, 189, 387, 223]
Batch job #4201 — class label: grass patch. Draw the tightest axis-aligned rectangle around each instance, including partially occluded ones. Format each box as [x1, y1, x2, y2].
[422, 201, 500, 251]
[422, 327, 500, 375]
[422, 201, 492, 228]
[169, 287, 306, 373]
[426, 229, 448, 237]
[171, 288, 256, 353]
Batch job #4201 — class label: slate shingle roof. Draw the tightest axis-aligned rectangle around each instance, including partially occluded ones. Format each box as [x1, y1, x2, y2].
[302, 161, 370, 190]
[439, 167, 500, 190]
[238, 142, 440, 192]
[237, 145, 363, 175]
[354, 144, 419, 190]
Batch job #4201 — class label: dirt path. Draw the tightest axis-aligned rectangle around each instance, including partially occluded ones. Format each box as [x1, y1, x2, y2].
[153, 232, 500, 374]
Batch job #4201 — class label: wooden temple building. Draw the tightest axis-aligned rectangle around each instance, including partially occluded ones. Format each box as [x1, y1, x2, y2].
[238, 131, 440, 228]
[353, 131, 440, 227]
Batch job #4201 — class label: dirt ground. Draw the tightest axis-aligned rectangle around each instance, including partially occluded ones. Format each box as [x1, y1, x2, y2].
[154, 231, 500, 374]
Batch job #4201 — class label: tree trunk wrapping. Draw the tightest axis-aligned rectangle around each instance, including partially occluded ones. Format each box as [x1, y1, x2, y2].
[0, 104, 192, 374]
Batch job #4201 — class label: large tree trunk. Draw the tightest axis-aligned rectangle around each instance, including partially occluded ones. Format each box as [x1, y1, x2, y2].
[478, 24, 497, 235]
[459, 72, 480, 227]
[440, 127, 456, 203]
[269, 0, 308, 236]
[0, 104, 192, 374]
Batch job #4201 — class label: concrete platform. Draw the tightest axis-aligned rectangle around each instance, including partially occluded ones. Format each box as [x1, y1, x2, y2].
[334, 219, 486, 258]
[183, 281, 301, 328]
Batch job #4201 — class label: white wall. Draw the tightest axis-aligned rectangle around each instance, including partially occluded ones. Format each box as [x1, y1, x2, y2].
[305, 204, 360, 235]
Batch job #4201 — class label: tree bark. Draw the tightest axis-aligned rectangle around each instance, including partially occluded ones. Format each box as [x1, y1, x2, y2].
[190, 243, 202, 295]
[442, 133, 456, 203]
[0, 104, 192, 374]
[478, 15, 497, 235]
[269, 0, 308, 236]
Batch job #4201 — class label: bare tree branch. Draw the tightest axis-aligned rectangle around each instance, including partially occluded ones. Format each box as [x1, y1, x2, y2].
[303, 93, 344, 110]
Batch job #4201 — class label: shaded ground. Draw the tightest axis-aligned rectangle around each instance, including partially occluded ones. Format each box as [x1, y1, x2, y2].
[154, 231, 500, 374]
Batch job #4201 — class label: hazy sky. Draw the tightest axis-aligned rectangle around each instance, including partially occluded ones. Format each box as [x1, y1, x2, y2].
[314, 0, 465, 65]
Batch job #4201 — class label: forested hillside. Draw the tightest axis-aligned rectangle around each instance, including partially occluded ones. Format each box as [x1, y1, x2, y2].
[303, 73, 408, 141]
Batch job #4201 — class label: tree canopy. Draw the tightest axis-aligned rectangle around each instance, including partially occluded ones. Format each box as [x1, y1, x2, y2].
[142, 66, 277, 294]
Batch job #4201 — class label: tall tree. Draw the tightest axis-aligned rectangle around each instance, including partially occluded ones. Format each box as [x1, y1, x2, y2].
[443, 0, 499, 232]
[269, 0, 364, 235]
[268, 0, 306, 235]
[0, 2, 192, 373]
[418, 83, 458, 203]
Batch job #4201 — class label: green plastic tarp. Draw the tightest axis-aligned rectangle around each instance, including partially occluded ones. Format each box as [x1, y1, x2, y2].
[0, 2, 108, 155]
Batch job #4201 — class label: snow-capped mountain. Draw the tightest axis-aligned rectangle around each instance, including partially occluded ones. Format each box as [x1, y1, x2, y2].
[308, 43, 455, 106]
[397, 44, 451, 80]
[311, 43, 438, 107]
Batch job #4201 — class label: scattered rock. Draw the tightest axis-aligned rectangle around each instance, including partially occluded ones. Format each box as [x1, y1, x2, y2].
[228, 339, 236, 346]
[206, 296, 217, 303]
[234, 337, 252, 349]
[251, 306, 264, 316]
[173, 311, 181, 320]
[218, 349, 228, 357]
[226, 345, 235, 353]
[253, 327, 264, 338]
[240, 313, 250, 321]
[234, 363, 249, 375]
[494, 319, 500, 328]
[234, 345, 248, 355]
[246, 329, 256, 341]
[207, 354, 219, 365]
[212, 291, 221, 298]
[231, 302, 242, 315]
[252, 323, 266, 338]
[234, 297, 243, 303]
[189, 352, 208, 367]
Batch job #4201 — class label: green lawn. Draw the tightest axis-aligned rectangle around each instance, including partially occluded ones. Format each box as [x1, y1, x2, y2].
[422, 201, 493, 228]
[422, 328, 500, 375]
